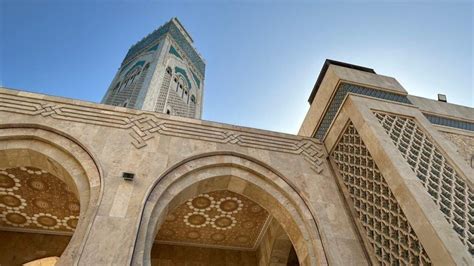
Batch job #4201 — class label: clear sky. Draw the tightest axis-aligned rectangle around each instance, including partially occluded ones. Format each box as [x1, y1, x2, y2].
[1, 1, 472, 134]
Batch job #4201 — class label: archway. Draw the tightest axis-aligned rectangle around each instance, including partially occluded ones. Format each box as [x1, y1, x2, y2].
[257, 219, 296, 266]
[132, 153, 327, 265]
[0, 127, 102, 265]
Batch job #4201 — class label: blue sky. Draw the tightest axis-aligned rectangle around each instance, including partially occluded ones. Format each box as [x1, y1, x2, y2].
[1, 1, 472, 134]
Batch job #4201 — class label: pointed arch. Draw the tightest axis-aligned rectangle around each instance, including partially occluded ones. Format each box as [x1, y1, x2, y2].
[0, 125, 103, 265]
[131, 152, 328, 265]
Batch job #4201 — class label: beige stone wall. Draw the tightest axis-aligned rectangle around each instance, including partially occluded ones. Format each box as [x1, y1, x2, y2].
[5, 62, 471, 265]
[442, 131, 474, 168]
[150, 244, 257, 266]
[295, 58, 473, 265]
[0, 87, 368, 265]
[324, 94, 473, 264]
[0, 231, 71, 265]
[256, 219, 282, 266]
[257, 219, 292, 266]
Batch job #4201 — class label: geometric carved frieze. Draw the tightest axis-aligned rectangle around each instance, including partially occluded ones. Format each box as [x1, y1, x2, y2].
[0, 167, 80, 233]
[156, 190, 270, 250]
[0, 92, 326, 173]
[375, 112, 474, 255]
[424, 113, 474, 132]
[332, 122, 431, 264]
[314, 83, 412, 140]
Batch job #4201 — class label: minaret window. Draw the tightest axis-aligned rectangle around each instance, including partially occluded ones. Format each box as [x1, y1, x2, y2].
[112, 82, 121, 92]
[191, 95, 196, 104]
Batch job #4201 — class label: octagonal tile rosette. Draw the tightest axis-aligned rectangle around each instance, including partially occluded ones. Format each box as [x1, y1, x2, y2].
[0, 210, 32, 227]
[216, 197, 243, 214]
[32, 213, 61, 230]
[63, 216, 79, 230]
[0, 167, 80, 233]
[184, 212, 210, 228]
[157, 190, 270, 249]
[0, 170, 21, 192]
[0, 192, 26, 210]
[210, 215, 237, 230]
[186, 194, 216, 212]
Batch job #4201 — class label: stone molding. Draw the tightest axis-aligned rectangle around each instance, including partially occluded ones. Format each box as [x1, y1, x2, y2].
[0, 89, 326, 174]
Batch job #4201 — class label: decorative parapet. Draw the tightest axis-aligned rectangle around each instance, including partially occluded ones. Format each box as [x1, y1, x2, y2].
[0, 89, 325, 174]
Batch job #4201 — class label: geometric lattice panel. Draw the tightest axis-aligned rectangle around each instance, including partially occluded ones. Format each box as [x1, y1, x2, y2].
[332, 122, 431, 264]
[156, 190, 270, 250]
[0, 167, 80, 232]
[375, 112, 474, 255]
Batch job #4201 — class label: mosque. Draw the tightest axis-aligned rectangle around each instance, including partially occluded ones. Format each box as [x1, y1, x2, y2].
[0, 18, 472, 265]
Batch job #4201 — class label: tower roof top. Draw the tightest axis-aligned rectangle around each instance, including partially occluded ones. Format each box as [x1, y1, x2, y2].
[122, 18, 205, 76]
[308, 59, 376, 103]
[171, 17, 194, 43]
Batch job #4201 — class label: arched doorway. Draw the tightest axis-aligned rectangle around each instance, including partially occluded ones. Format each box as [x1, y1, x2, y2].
[0, 127, 102, 265]
[132, 153, 327, 265]
[151, 190, 298, 265]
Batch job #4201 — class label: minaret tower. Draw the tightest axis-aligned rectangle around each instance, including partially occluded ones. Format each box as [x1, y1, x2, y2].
[102, 18, 205, 119]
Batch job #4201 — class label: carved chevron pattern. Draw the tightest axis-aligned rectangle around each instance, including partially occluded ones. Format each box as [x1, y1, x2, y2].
[0, 92, 326, 173]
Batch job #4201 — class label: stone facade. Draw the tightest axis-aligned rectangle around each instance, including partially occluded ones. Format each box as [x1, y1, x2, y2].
[0, 32, 473, 265]
[442, 132, 474, 168]
[101, 18, 204, 119]
[300, 60, 473, 265]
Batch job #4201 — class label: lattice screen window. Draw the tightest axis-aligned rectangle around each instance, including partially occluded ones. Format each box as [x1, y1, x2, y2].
[375, 112, 474, 255]
[332, 122, 431, 264]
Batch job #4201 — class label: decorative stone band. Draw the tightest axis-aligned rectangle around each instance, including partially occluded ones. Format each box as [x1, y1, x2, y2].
[314, 83, 412, 140]
[424, 113, 474, 132]
[374, 112, 474, 255]
[0, 91, 325, 173]
[332, 121, 431, 264]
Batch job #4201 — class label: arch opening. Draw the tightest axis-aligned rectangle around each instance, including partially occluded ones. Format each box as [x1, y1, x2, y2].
[0, 127, 102, 265]
[151, 189, 300, 266]
[133, 153, 326, 266]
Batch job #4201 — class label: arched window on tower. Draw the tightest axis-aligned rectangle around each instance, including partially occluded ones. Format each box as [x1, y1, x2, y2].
[176, 78, 183, 96]
[191, 95, 196, 104]
[166, 67, 172, 75]
[122, 100, 129, 108]
[183, 88, 189, 102]
[112, 82, 121, 93]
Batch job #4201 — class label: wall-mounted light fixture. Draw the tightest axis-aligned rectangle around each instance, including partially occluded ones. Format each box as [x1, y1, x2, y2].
[122, 172, 135, 181]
